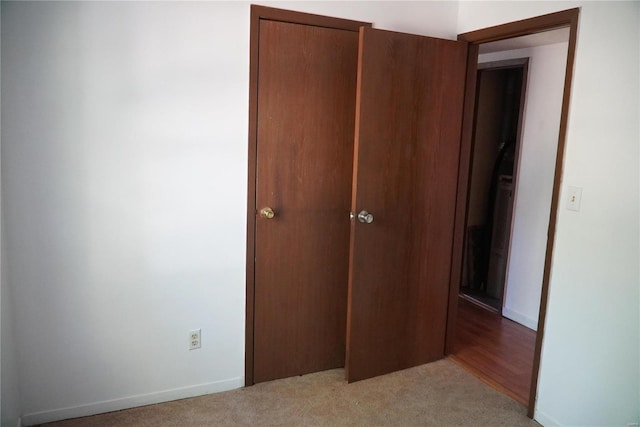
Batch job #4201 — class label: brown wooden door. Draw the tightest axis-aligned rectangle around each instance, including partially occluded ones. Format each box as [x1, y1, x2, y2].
[346, 27, 468, 382]
[253, 19, 360, 383]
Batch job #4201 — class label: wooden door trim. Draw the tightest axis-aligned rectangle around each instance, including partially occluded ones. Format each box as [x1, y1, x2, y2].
[445, 7, 579, 418]
[246, 4, 370, 387]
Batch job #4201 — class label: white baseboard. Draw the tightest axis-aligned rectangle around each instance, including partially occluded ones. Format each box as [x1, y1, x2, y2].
[21, 376, 244, 426]
[534, 408, 562, 426]
[502, 306, 538, 331]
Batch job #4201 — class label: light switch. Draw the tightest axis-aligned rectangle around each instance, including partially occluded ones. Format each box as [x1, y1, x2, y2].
[567, 186, 583, 211]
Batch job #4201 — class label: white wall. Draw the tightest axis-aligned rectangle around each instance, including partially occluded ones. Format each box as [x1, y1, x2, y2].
[0, 2, 459, 425]
[479, 42, 569, 331]
[460, 2, 640, 426]
[2, 3, 249, 424]
[1, 238, 22, 427]
[1, 8, 24, 425]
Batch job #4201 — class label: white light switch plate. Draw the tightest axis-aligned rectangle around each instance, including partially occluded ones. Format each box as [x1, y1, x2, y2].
[567, 186, 583, 211]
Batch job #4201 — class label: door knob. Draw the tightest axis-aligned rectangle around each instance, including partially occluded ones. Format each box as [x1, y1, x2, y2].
[260, 207, 275, 219]
[357, 210, 374, 224]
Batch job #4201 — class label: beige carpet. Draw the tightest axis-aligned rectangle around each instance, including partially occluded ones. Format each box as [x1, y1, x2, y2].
[40, 358, 540, 427]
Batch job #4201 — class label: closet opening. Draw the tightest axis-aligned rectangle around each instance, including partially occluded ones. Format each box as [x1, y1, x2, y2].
[460, 59, 527, 313]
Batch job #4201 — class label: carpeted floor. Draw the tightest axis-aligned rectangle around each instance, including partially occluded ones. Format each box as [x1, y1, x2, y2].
[40, 358, 541, 427]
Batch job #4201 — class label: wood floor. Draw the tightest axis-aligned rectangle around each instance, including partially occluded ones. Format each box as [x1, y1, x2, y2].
[451, 296, 536, 405]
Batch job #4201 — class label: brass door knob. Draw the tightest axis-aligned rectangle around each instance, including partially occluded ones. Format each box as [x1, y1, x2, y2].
[260, 207, 275, 219]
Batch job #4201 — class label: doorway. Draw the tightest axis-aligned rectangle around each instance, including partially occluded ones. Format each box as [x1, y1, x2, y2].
[446, 10, 579, 418]
[455, 56, 536, 407]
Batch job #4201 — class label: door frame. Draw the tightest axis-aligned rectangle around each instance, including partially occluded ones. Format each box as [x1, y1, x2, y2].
[245, 5, 371, 386]
[444, 8, 580, 418]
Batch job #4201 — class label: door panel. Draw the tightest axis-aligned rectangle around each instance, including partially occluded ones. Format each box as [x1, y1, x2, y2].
[254, 20, 359, 383]
[346, 27, 467, 382]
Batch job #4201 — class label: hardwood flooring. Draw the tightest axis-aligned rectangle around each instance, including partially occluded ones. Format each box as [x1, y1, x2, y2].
[451, 296, 536, 405]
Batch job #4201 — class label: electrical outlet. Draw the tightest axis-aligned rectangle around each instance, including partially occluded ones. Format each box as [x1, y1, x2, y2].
[189, 329, 201, 350]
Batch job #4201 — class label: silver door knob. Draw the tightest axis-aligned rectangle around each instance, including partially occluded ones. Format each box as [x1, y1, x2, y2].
[357, 210, 374, 224]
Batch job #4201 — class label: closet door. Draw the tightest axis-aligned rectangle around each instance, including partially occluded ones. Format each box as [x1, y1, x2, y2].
[253, 18, 360, 383]
[346, 27, 467, 382]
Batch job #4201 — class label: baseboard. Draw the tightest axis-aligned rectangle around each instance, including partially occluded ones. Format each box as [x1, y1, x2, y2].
[20, 376, 244, 426]
[534, 408, 562, 426]
[502, 306, 538, 331]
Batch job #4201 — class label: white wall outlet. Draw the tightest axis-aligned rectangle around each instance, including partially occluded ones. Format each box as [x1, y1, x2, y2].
[189, 329, 201, 350]
[567, 186, 583, 211]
